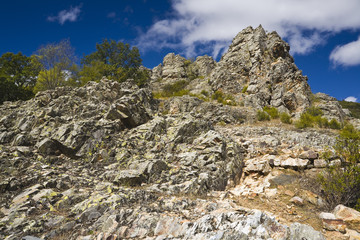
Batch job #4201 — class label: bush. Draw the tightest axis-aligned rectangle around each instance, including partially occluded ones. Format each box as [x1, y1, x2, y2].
[257, 110, 270, 121]
[295, 112, 314, 129]
[263, 106, 279, 119]
[211, 90, 236, 106]
[280, 112, 292, 124]
[318, 125, 360, 210]
[241, 85, 248, 93]
[153, 80, 189, 98]
[307, 106, 323, 116]
[200, 90, 209, 97]
[329, 119, 341, 130]
[295, 106, 341, 129]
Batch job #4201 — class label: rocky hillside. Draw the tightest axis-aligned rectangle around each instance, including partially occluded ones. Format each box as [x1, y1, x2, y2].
[1, 26, 359, 240]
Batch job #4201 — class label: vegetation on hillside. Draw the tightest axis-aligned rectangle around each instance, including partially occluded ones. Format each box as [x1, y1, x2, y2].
[295, 107, 341, 129]
[339, 100, 360, 119]
[318, 125, 360, 210]
[0, 38, 149, 104]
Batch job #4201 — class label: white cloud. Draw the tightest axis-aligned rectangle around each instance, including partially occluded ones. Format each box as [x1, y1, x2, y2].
[47, 5, 82, 25]
[137, 0, 360, 58]
[330, 36, 360, 67]
[344, 96, 358, 102]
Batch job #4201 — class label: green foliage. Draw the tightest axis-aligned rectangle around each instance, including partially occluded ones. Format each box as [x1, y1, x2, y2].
[280, 112, 292, 124]
[153, 80, 190, 98]
[81, 39, 146, 84]
[0, 75, 34, 104]
[200, 90, 209, 97]
[263, 106, 279, 119]
[306, 106, 323, 117]
[183, 58, 198, 81]
[0, 52, 41, 103]
[339, 100, 360, 119]
[295, 106, 341, 129]
[257, 110, 270, 121]
[211, 90, 236, 106]
[329, 119, 342, 130]
[80, 60, 110, 85]
[318, 126, 360, 210]
[295, 113, 314, 128]
[241, 85, 248, 93]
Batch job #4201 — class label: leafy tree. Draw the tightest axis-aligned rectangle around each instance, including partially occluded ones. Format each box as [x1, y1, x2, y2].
[79, 60, 114, 85]
[34, 39, 78, 91]
[0, 52, 41, 103]
[81, 39, 148, 85]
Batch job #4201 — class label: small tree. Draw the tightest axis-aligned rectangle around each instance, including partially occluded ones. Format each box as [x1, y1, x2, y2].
[81, 39, 148, 85]
[0, 52, 41, 103]
[34, 39, 78, 91]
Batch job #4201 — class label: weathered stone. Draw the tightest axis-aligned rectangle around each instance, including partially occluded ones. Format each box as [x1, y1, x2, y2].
[314, 159, 328, 168]
[290, 196, 304, 206]
[114, 170, 146, 186]
[299, 150, 318, 160]
[281, 158, 309, 169]
[289, 222, 326, 240]
[334, 205, 360, 232]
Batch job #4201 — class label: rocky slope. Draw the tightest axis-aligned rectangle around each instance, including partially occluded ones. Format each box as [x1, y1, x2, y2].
[0, 26, 359, 240]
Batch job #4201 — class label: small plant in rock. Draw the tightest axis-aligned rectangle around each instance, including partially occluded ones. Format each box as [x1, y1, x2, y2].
[329, 119, 342, 129]
[241, 85, 248, 93]
[295, 112, 314, 128]
[200, 90, 209, 97]
[211, 90, 236, 106]
[280, 112, 292, 124]
[263, 106, 279, 119]
[257, 110, 270, 121]
[153, 80, 190, 98]
[295, 106, 340, 130]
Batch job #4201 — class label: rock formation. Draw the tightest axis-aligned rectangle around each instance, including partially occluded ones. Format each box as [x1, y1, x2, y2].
[1, 26, 359, 240]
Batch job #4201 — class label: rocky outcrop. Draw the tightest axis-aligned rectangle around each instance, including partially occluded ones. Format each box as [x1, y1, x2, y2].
[210, 25, 311, 113]
[313, 92, 349, 122]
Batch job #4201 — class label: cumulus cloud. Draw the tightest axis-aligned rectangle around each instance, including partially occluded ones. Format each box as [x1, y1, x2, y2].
[47, 5, 82, 25]
[330, 36, 360, 67]
[137, 0, 360, 58]
[344, 96, 358, 102]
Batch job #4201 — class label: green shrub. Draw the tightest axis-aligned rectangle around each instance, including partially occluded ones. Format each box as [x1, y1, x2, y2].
[329, 119, 341, 129]
[154, 80, 190, 98]
[200, 90, 209, 97]
[318, 125, 360, 210]
[295, 106, 341, 129]
[211, 90, 236, 106]
[307, 106, 323, 116]
[263, 106, 279, 119]
[314, 116, 329, 128]
[295, 112, 314, 128]
[257, 110, 270, 121]
[241, 85, 248, 93]
[280, 112, 292, 124]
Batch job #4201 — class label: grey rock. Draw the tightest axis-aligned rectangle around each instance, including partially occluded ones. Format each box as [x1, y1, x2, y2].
[209, 25, 311, 113]
[22, 236, 43, 240]
[289, 222, 325, 240]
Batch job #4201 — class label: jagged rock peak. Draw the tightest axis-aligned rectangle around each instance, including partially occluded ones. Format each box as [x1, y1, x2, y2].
[210, 25, 312, 113]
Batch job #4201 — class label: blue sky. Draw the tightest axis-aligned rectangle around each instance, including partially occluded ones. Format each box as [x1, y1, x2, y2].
[1, 1, 359, 102]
